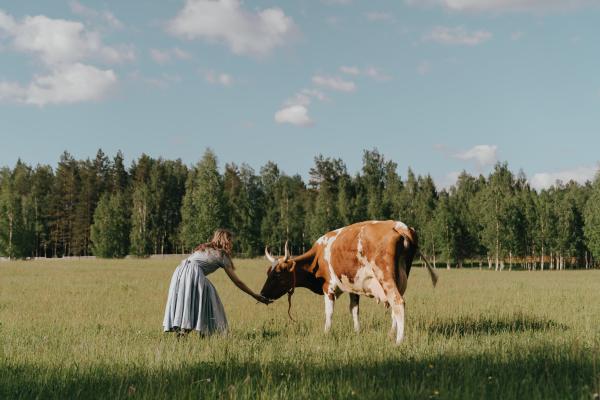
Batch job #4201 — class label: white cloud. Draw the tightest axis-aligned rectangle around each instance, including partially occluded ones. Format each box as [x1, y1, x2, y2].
[425, 26, 492, 46]
[275, 88, 328, 127]
[365, 12, 395, 22]
[204, 70, 233, 86]
[406, 0, 597, 13]
[69, 0, 123, 29]
[167, 0, 297, 56]
[284, 88, 328, 107]
[338, 65, 391, 81]
[130, 71, 182, 89]
[0, 9, 127, 106]
[323, 0, 352, 4]
[340, 65, 360, 75]
[0, 10, 16, 33]
[417, 60, 431, 75]
[454, 145, 498, 167]
[312, 75, 356, 92]
[0, 63, 117, 105]
[530, 165, 599, 191]
[0, 11, 133, 65]
[150, 47, 191, 64]
[275, 105, 313, 126]
[364, 66, 391, 81]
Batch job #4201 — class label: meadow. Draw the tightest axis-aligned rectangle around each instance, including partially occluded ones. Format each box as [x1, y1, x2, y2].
[0, 258, 599, 399]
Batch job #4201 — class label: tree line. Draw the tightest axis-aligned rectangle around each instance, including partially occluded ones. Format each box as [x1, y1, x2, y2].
[1, 148, 599, 269]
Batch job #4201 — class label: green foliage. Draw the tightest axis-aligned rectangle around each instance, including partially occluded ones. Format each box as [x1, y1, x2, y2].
[0, 164, 35, 258]
[0, 149, 599, 267]
[584, 173, 600, 259]
[91, 192, 131, 258]
[180, 149, 226, 251]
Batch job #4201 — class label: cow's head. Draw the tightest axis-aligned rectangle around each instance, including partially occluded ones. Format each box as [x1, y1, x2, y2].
[260, 242, 296, 300]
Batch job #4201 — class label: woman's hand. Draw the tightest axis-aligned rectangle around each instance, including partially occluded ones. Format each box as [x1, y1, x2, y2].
[254, 294, 273, 305]
[223, 264, 273, 305]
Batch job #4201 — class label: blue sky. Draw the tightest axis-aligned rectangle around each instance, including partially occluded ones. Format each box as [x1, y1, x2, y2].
[1, 0, 599, 190]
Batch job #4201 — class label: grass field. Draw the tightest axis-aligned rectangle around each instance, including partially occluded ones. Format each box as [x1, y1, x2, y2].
[1, 258, 599, 399]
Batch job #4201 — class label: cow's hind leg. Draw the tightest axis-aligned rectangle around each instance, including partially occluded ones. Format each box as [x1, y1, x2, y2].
[382, 281, 406, 345]
[349, 294, 360, 333]
[392, 298, 405, 345]
[324, 294, 335, 333]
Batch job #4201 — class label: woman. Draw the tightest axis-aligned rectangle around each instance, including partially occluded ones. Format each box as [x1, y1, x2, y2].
[163, 229, 270, 335]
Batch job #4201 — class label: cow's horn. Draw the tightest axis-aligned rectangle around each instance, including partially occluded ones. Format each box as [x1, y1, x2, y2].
[265, 246, 276, 263]
[283, 241, 290, 262]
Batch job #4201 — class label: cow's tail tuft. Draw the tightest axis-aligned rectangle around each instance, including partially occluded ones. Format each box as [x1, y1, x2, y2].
[419, 253, 438, 288]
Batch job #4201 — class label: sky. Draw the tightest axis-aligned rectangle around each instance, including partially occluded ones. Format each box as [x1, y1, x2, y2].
[1, 0, 599, 190]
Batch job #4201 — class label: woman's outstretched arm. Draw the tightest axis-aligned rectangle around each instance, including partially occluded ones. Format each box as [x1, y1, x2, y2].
[223, 264, 272, 304]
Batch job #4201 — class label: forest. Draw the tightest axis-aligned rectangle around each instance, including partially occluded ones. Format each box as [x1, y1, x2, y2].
[1, 148, 599, 270]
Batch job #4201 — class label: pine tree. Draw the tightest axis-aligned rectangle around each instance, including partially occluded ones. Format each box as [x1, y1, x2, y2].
[49, 152, 80, 257]
[130, 182, 152, 256]
[224, 163, 264, 256]
[91, 192, 131, 258]
[307, 156, 344, 241]
[382, 160, 403, 219]
[180, 149, 225, 251]
[361, 149, 386, 220]
[30, 165, 54, 257]
[584, 173, 600, 267]
[433, 191, 460, 268]
[477, 163, 518, 270]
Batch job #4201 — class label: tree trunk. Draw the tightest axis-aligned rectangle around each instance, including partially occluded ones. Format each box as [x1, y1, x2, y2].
[495, 229, 500, 272]
[8, 213, 13, 260]
[585, 251, 589, 269]
[509, 251, 513, 271]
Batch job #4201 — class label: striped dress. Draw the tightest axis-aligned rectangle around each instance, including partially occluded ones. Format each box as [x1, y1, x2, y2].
[163, 248, 230, 334]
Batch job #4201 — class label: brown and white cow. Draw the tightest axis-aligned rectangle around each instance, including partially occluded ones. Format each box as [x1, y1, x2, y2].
[260, 220, 438, 344]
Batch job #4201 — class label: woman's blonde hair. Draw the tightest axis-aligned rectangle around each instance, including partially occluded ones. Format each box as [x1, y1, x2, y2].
[195, 229, 233, 255]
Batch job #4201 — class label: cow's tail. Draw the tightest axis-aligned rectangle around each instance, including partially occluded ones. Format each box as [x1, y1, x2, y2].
[419, 252, 438, 288]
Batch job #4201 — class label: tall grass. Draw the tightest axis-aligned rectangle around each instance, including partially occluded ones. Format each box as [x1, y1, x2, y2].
[1, 258, 599, 399]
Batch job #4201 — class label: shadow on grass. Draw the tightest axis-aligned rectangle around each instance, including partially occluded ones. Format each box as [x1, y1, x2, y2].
[427, 313, 567, 337]
[1, 347, 596, 400]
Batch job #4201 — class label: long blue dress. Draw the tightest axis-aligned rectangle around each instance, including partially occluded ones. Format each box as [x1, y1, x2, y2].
[163, 248, 230, 334]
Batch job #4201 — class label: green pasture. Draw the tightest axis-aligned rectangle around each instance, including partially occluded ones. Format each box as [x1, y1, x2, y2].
[1, 258, 599, 399]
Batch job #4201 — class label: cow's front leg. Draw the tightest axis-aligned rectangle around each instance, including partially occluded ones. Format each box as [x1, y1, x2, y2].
[388, 313, 397, 339]
[324, 294, 335, 333]
[349, 293, 360, 333]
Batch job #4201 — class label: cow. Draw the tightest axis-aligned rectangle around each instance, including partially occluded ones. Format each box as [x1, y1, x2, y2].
[260, 220, 438, 344]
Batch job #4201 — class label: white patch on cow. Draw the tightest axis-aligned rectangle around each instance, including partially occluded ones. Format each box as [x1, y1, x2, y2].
[317, 229, 343, 294]
[324, 295, 334, 333]
[350, 298, 360, 333]
[395, 221, 408, 231]
[394, 302, 405, 344]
